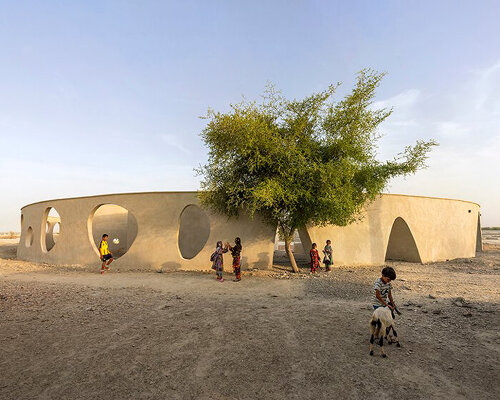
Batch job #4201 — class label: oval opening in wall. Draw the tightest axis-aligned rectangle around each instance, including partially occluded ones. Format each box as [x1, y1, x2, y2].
[42, 207, 61, 252]
[25, 226, 33, 247]
[89, 204, 138, 259]
[178, 204, 210, 259]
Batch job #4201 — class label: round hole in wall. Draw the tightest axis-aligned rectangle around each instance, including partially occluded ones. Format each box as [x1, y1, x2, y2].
[25, 226, 33, 247]
[42, 207, 61, 252]
[178, 204, 210, 259]
[88, 204, 138, 259]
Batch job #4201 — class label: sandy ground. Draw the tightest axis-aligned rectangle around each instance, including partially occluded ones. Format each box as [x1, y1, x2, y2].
[0, 239, 499, 400]
[482, 229, 500, 245]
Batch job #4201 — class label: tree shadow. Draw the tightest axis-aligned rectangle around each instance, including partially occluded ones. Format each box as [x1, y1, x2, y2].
[272, 250, 310, 271]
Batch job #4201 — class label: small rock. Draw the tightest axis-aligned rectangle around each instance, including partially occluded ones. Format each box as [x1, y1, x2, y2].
[452, 297, 472, 308]
[86, 306, 94, 312]
[432, 310, 442, 315]
[463, 312, 473, 318]
[428, 294, 436, 299]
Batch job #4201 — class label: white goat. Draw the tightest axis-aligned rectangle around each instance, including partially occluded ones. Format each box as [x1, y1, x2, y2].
[369, 306, 400, 357]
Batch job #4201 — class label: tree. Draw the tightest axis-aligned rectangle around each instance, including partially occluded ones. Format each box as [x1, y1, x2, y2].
[197, 70, 437, 272]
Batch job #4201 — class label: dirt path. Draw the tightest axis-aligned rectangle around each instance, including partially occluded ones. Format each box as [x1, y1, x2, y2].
[0, 240, 499, 399]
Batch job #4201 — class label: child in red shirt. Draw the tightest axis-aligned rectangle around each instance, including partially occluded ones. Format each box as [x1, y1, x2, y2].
[310, 243, 320, 273]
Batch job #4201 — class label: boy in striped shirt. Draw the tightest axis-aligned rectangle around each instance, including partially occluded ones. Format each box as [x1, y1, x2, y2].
[372, 266, 396, 310]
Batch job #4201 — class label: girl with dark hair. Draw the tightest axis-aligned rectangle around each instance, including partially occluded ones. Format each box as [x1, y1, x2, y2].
[310, 243, 320, 273]
[227, 237, 242, 281]
[211, 241, 228, 282]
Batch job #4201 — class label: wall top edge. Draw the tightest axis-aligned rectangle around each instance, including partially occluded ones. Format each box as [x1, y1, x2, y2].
[21, 191, 480, 210]
[381, 193, 480, 207]
[21, 191, 201, 209]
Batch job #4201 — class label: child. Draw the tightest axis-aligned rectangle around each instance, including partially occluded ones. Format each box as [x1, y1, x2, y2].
[323, 240, 333, 272]
[211, 241, 228, 282]
[99, 234, 114, 274]
[227, 237, 242, 282]
[310, 243, 320, 273]
[372, 266, 397, 310]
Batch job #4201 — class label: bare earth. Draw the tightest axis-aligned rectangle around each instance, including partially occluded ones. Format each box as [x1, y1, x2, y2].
[0, 239, 499, 400]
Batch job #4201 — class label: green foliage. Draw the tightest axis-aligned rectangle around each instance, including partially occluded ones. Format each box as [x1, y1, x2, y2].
[197, 69, 437, 241]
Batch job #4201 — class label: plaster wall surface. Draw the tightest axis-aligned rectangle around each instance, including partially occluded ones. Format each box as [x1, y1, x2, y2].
[18, 192, 480, 269]
[18, 192, 276, 271]
[303, 194, 480, 266]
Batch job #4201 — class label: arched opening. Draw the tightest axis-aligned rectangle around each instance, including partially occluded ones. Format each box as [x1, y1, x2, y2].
[25, 226, 33, 247]
[89, 204, 138, 259]
[476, 213, 483, 253]
[385, 217, 422, 263]
[178, 204, 210, 259]
[42, 207, 61, 252]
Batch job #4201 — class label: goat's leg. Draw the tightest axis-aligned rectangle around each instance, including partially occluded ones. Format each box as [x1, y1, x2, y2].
[369, 334, 375, 355]
[392, 327, 401, 347]
[386, 327, 393, 345]
[379, 335, 386, 357]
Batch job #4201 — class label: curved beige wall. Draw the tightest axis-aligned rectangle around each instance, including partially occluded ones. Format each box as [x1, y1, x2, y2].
[300, 194, 481, 266]
[18, 192, 276, 271]
[17, 192, 480, 270]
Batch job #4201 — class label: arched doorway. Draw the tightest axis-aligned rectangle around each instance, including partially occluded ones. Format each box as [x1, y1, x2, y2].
[385, 217, 422, 263]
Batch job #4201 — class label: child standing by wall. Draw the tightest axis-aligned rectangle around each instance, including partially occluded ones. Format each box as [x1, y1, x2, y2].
[323, 240, 333, 272]
[310, 243, 320, 273]
[99, 234, 113, 274]
[211, 241, 228, 282]
[227, 237, 242, 282]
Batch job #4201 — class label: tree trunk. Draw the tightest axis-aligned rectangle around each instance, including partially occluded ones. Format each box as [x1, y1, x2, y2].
[284, 236, 300, 273]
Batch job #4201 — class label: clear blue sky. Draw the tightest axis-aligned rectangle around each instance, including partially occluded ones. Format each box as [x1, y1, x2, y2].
[1, 0, 499, 230]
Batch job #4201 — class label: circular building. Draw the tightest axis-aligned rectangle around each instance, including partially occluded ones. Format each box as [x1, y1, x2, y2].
[17, 192, 481, 270]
